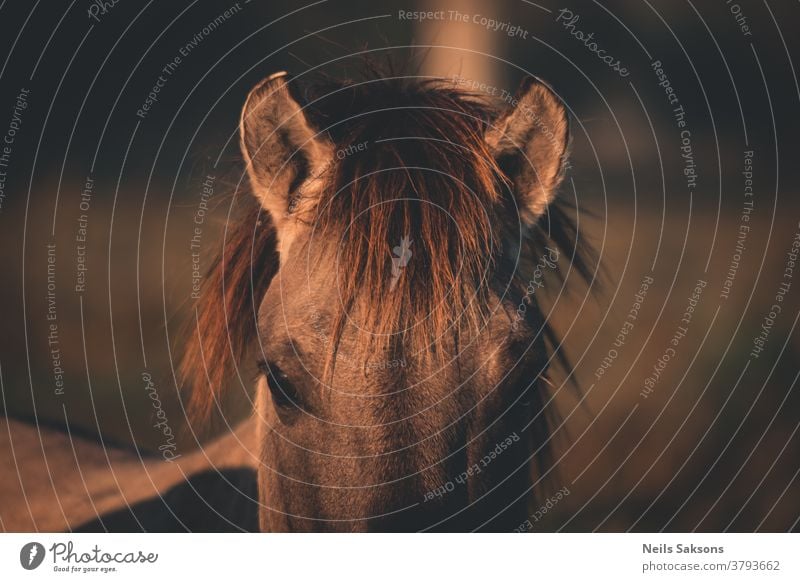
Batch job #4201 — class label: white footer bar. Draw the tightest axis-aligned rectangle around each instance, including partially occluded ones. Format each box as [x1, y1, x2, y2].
[1, 533, 797, 581]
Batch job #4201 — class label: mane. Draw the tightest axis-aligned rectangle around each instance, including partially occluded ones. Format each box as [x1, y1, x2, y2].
[181, 74, 596, 453]
[302, 77, 504, 376]
[181, 197, 278, 419]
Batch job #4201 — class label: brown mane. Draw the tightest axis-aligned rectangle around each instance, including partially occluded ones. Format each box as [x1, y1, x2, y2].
[181, 74, 594, 427]
[180, 198, 278, 420]
[306, 78, 504, 378]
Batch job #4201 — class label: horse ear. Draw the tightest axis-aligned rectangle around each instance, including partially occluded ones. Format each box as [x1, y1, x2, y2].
[486, 77, 569, 223]
[240, 72, 333, 231]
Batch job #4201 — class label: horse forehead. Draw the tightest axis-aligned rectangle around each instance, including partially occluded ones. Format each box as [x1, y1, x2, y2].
[259, 241, 335, 319]
[256, 232, 529, 368]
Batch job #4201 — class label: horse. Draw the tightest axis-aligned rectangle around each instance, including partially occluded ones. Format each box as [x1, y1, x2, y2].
[0, 415, 260, 532]
[1, 70, 589, 532]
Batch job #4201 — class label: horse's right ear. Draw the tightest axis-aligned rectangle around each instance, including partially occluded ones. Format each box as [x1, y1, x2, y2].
[486, 77, 569, 224]
[240, 72, 333, 235]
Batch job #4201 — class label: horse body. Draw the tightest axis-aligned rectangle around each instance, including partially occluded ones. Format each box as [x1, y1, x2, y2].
[0, 416, 259, 532]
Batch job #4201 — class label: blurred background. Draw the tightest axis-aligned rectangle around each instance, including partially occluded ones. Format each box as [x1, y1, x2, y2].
[0, 0, 798, 531]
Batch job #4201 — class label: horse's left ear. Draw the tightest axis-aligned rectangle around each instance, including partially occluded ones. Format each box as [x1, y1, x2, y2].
[486, 77, 569, 222]
[240, 72, 333, 232]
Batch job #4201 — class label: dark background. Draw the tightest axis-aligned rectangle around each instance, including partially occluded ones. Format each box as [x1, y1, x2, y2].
[0, 0, 798, 531]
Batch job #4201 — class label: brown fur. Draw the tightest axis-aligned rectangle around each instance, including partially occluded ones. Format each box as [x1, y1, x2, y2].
[313, 81, 505, 379]
[0, 416, 258, 531]
[183, 76, 588, 412]
[180, 72, 593, 530]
